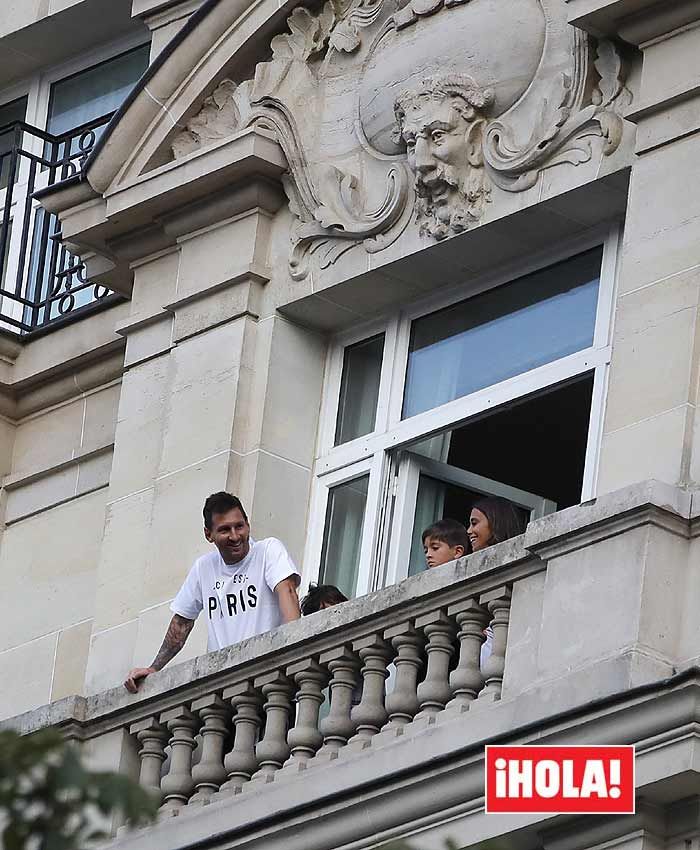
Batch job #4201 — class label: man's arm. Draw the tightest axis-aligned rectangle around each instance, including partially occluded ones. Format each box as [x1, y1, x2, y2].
[274, 576, 301, 623]
[124, 614, 195, 693]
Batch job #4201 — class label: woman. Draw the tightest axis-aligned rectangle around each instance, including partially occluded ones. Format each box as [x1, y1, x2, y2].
[468, 496, 528, 552]
[467, 496, 528, 668]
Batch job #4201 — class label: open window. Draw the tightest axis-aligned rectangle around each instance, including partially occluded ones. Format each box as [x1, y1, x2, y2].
[385, 374, 593, 580]
[306, 232, 618, 599]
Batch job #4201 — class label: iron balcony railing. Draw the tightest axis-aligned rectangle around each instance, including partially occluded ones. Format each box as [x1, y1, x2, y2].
[0, 114, 118, 335]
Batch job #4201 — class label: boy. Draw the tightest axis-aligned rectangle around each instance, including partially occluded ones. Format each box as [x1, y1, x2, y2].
[422, 517, 492, 667]
[422, 518, 469, 569]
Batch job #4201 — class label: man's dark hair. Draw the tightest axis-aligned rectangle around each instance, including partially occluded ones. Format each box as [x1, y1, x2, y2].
[300, 584, 348, 616]
[203, 492, 248, 530]
[421, 518, 469, 549]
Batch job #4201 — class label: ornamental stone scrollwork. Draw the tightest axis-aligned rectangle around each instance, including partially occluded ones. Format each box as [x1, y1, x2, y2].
[171, 80, 244, 159]
[393, 75, 494, 240]
[168, 0, 632, 279]
[483, 36, 632, 192]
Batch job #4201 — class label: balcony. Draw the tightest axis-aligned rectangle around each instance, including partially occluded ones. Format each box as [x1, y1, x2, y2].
[2, 480, 699, 850]
[0, 115, 120, 335]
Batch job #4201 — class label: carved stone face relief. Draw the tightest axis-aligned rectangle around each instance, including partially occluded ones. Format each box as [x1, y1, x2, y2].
[394, 75, 494, 239]
[165, 0, 631, 278]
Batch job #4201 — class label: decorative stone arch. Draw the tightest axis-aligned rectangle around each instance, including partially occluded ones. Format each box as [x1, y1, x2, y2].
[48, 0, 632, 287]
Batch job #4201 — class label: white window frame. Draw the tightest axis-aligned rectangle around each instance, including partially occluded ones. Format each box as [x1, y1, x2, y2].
[303, 223, 621, 597]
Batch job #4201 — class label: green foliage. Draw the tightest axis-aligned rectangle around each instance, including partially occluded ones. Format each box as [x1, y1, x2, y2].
[0, 728, 158, 850]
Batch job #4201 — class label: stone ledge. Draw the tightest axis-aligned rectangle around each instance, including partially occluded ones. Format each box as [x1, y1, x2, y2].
[3, 445, 113, 525]
[566, 0, 700, 42]
[524, 479, 693, 558]
[103, 670, 700, 850]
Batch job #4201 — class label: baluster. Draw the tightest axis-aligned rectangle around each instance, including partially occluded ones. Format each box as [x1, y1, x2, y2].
[159, 707, 199, 814]
[475, 585, 512, 704]
[284, 659, 328, 768]
[250, 671, 295, 782]
[130, 717, 169, 804]
[415, 611, 456, 721]
[315, 646, 361, 761]
[188, 695, 230, 806]
[346, 635, 393, 748]
[217, 682, 263, 796]
[445, 599, 491, 713]
[382, 623, 424, 732]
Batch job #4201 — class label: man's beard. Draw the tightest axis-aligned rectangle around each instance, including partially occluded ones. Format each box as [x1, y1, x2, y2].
[414, 164, 489, 240]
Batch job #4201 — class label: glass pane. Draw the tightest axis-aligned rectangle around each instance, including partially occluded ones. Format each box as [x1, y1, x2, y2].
[403, 249, 602, 419]
[335, 334, 384, 445]
[319, 475, 370, 598]
[0, 97, 27, 190]
[47, 45, 150, 138]
[408, 475, 446, 577]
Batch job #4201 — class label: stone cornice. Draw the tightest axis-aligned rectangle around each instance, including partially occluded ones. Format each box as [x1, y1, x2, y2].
[566, 0, 700, 43]
[37, 127, 287, 287]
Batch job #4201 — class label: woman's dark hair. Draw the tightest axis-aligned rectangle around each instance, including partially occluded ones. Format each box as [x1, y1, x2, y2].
[203, 492, 248, 529]
[300, 584, 348, 615]
[471, 496, 528, 546]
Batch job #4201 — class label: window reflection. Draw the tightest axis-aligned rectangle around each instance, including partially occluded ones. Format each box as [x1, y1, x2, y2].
[335, 334, 384, 445]
[319, 475, 369, 597]
[403, 249, 602, 418]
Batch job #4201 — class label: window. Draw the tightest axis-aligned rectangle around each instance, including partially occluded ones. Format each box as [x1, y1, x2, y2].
[0, 37, 149, 332]
[319, 475, 370, 597]
[403, 250, 601, 418]
[47, 44, 150, 139]
[305, 230, 619, 598]
[335, 334, 384, 445]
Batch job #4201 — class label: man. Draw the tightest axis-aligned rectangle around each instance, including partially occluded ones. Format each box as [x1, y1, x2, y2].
[124, 492, 301, 692]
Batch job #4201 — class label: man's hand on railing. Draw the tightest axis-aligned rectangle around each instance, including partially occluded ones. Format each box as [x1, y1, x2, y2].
[124, 667, 157, 694]
[124, 614, 195, 693]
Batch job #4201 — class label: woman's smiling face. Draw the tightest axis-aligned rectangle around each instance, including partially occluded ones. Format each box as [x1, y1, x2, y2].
[468, 508, 492, 552]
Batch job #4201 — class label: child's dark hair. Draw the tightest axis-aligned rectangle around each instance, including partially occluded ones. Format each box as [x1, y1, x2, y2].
[300, 584, 348, 615]
[203, 492, 248, 529]
[421, 518, 469, 550]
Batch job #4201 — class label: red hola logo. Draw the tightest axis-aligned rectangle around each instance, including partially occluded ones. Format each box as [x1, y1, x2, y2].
[485, 746, 635, 814]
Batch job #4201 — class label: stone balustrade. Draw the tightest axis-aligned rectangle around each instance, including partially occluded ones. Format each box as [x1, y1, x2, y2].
[127, 581, 512, 817]
[3, 481, 700, 850]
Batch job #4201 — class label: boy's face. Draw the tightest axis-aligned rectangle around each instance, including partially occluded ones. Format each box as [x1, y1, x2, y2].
[423, 536, 465, 569]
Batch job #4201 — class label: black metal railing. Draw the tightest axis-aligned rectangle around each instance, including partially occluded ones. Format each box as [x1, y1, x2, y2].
[0, 115, 117, 335]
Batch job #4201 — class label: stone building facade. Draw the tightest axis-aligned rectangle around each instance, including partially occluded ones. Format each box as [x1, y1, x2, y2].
[1, 1, 700, 849]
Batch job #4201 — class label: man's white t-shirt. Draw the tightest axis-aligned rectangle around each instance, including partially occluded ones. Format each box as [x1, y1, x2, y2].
[170, 538, 300, 651]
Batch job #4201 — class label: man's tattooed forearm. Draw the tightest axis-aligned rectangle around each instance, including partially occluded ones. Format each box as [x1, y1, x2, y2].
[150, 614, 194, 671]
